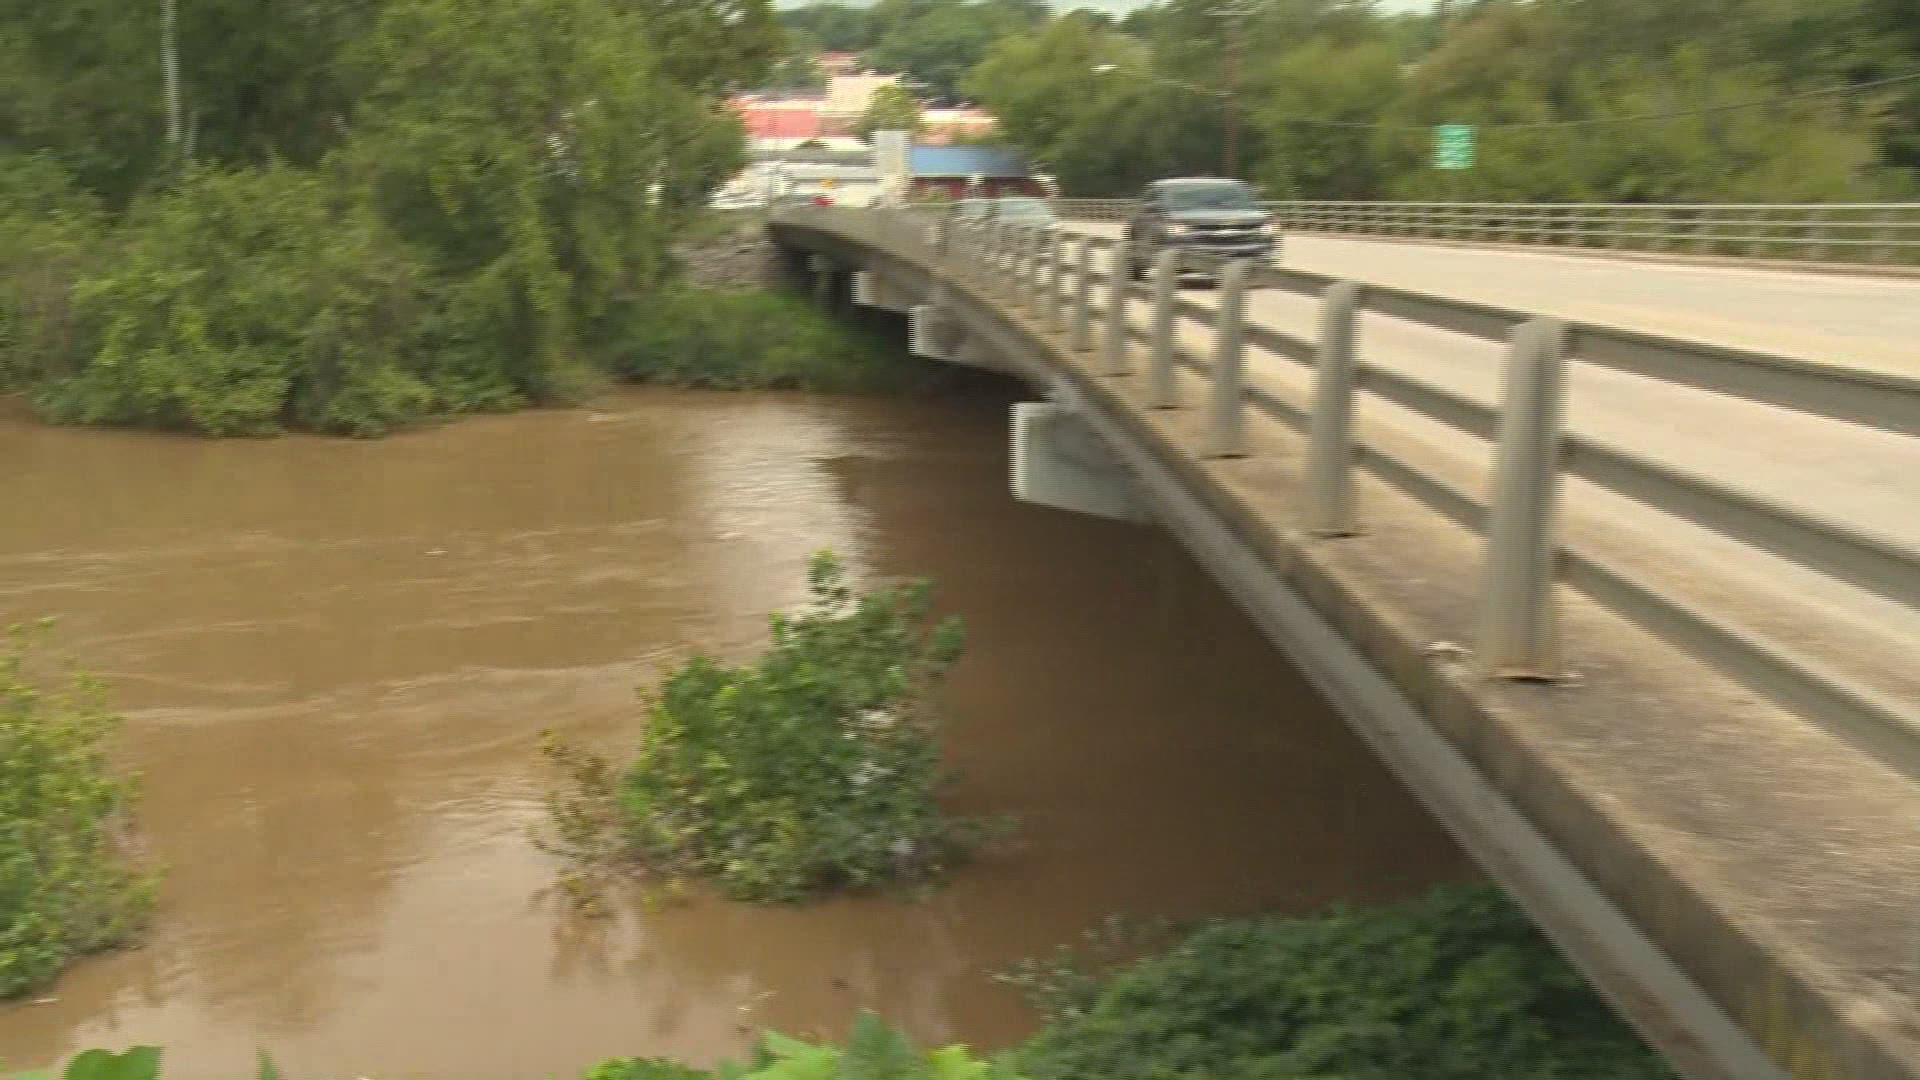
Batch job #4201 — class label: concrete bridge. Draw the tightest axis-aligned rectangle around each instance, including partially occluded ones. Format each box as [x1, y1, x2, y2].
[769, 205, 1920, 1080]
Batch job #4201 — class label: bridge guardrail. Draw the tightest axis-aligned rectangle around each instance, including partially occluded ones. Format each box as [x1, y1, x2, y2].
[1034, 199, 1920, 268]
[775, 205, 1920, 763]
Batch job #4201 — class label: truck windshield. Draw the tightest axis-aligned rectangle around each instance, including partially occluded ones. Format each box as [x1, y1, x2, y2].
[1162, 182, 1258, 211]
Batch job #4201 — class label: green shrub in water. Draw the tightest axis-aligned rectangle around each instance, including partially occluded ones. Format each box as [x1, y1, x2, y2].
[0, 625, 157, 999]
[541, 552, 992, 903]
[1006, 882, 1677, 1080]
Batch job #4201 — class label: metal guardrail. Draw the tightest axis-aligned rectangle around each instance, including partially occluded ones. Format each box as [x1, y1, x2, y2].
[1036, 199, 1920, 267]
[775, 205, 1920, 760]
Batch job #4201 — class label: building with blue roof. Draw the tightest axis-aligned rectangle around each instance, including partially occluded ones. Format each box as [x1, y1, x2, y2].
[906, 144, 1042, 200]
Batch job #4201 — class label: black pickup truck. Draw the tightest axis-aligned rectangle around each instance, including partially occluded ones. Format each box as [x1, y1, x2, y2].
[1124, 178, 1276, 280]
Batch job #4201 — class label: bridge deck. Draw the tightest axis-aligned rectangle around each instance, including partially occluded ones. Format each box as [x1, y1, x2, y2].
[1076, 222, 1920, 379]
[1063, 230, 1920, 738]
[779, 210, 1920, 1079]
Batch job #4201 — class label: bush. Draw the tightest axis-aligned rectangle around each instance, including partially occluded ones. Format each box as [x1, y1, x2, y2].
[0, 154, 104, 392]
[37, 166, 437, 436]
[0, 625, 157, 999]
[589, 1013, 1022, 1080]
[10, 1015, 1015, 1080]
[540, 552, 992, 904]
[1007, 883, 1676, 1080]
[607, 287, 913, 393]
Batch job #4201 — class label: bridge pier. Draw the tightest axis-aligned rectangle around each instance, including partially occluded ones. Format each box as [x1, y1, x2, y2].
[808, 253, 836, 308]
[1010, 400, 1147, 523]
[851, 269, 914, 314]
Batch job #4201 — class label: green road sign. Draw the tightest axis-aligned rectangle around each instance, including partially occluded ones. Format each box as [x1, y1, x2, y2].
[1434, 124, 1475, 170]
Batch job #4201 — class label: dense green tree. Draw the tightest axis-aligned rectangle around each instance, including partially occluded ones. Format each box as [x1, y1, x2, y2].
[0, 155, 102, 392]
[342, 0, 744, 405]
[975, 0, 1917, 200]
[768, 30, 830, 92]
[0, 0, 384, 205]
[38, 165, 436, 435]
[623, 0, 781, 94]
[969, 15, 1210, 193]
[1250, 37, 1402, 199]
[867, 0, 1049, 100]
[777, 3, 877, 53]
[856, 84, 926, 141]
[1, 0, 774, 436]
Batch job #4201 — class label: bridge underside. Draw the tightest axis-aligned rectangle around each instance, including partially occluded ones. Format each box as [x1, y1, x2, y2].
[776, 218, 1920, 1080]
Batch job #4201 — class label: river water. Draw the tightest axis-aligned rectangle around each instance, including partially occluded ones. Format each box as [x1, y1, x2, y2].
[0, 384, 1466, 1078]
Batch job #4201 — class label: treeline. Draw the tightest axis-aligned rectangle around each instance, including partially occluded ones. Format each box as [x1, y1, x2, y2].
[786, 0, 1919, 201]
[779, 0, 1050, 99]
[0, 0, 804, 436]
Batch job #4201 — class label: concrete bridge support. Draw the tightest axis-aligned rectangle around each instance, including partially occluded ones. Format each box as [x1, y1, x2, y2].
[851, 269, 915, 314]
[1010, 400, 1148, 523]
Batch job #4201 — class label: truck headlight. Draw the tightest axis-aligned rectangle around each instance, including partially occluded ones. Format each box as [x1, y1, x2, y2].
[1165, 222, 1196, 238]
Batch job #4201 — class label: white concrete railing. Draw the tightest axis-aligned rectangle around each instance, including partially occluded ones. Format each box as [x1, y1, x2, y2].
[1038, 199, 1920, 267]
[775, 204, 1920, 757]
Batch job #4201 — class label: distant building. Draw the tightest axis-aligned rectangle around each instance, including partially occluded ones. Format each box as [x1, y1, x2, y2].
[770, 161, 882, 207]
[732, 94, 824, 139]
[817, 51, 861, 77]
[904, 145, 1042, 200]
[919, 107, 997, 146]
[820, 72, 903, 134]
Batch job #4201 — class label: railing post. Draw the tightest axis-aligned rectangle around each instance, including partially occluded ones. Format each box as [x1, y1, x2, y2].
[1148, 248, 1180, 408]
[1478, 316, 1569, 679]
[1029, 226, 1047, 310]
[1103, 238, 1132, 376]
[1205, 259, 1249, 458]
[991, 222, 1007, 289]
[1015, 225, 1034, 311]
[1044, 228, 1065, 332]
[1070, 237, 1095, 352]
[1306, 281, 1362, 537]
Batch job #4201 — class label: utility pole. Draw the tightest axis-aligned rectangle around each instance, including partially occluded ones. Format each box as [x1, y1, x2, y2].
[162, 0, 183, 161]
[1223, 31, 1240, 177]
[1216, 1, 1252, 179]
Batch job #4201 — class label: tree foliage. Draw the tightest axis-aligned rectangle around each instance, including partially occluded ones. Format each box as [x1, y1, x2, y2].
[857, 84, 927, 141]
[777, 3, 878, 54]
[866, 0, 1046, 100]
[969, 0, 1919, 199]
[0, 0, 825, 437]
[341, 0, 743, 408]
[0, 626, 157, 1001]
[35, 166, 437, 436]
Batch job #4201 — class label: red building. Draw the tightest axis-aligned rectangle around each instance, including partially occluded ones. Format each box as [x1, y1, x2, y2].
[732, 95, 824, 140]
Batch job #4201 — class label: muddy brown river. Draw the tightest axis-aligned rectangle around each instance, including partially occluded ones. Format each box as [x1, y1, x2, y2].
[0, 384, 1466, 1078]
